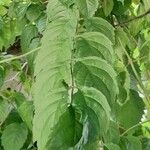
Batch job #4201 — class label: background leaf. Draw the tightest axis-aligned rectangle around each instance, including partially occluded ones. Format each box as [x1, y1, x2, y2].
[18, 101, 34, 130]
[77, 0, 99, 17]
[116, 90, 145, 129]
[85, 17, 115, 44]
[102, 0, 114, 16]
[0, 98, 11, 125]
[2, 123, 28, 150]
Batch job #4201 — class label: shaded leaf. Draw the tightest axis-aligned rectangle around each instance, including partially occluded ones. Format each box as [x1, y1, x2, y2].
[73, 91, 102, 148]
[104, 121, 120, 144]
[120, 136, 142, 150]
[81, 87, 111, 136]
[21, 24, 38, 70]
[76, 32, 114, 64]
[142, 138, 150, 150]
[85, 17, 115, 44]
[0, 66, 5, 87]
[76, 0, 99, 17]
[21, 25, 38, 51]
[102, 0, 114, 16]
[104, 143, 121, 150]
[116, 90, 145, 128]
[0, 6, 7, 16]
[2, 123, 28, 150]
[26, 4, 42, 22]
[18, 101, 34, 130]
[46, 106, 82, 149]
[74, 57, 118, 106]
[0, 97, 11, 125]
[12, 92, 26, 107]
[116, 67, 130, 104]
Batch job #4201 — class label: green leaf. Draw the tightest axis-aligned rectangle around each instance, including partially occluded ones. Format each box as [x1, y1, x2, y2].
[59, 0, 75, 7]
[132, 0, 140, 4]
[12, 92, 26, 107]
[76, 32, 114, 64]
[142, 122, 150, 138]
[0, 66, 5, 87]
[104, 143, 121, 150]
[129, 17, 144, 37]
[133, 47, 140, 59]
[8, 1, 30, 19]
[0, 0, 11, 6]
[117, 0, 124, 4]
[21, 24, 38, 70]
[21, 25, 38, 51]
[76, 0, 99, 17]
[0, 16, 4, 29]
[81, 87, 111, 136]
[36, 14, 46, 32]
[18, 101, 34, 130]
[0, 6, 7, 16]
[2, 123, 28, 150]
[143, 0, 150, 22]
[113, 0, 131, 16]
[74, 56, 118, 106]
[142, 138, 150, 150]
[115, 27, 136, 60]
[115, 27, 129, 47]
[73, 91, 104, 148]
[116, 66, 130, 104]
[120, 136, 142, 150]
[123, 28, 137, 50]
[46, 106, 82, 149]
[102, 0, 114, 16]
[117, 78, 129, 104]
[104, 121, 120, 144]
[26, 4, 42, 22]
[0, 97, 11, 124]
[3, 111, 22, 127]
[139, 38, 150, 71]
[85, 17, 115, 44]
[116, 90, 145, 129]
[0, 17, 26, 50]
[33, 0, 78, 150]
[0, 20, 16, 49]
[80, 110, 100, 148]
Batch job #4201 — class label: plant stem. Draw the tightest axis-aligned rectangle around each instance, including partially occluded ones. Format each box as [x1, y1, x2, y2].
[115, 8, 150, 26]
[70, 49, 75, 105]
[0, 47, 41, 64]
[4, 62, 27, 83]
[119, 39, 150, 106]
[121, 120, 150, 137]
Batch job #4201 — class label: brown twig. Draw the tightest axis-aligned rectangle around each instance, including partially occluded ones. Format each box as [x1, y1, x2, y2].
[115, 8, 150, 26]
[121, 119, 150, 137]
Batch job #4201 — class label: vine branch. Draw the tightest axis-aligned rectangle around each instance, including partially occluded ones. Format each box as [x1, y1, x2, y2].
[121, 120, 150, 137]
[116, 8, 150, 26]
[4, 62, 27, 83]
[119, 39, 150, 106]
[0, 47, 40, 64]
[70, 48, 75, 105]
